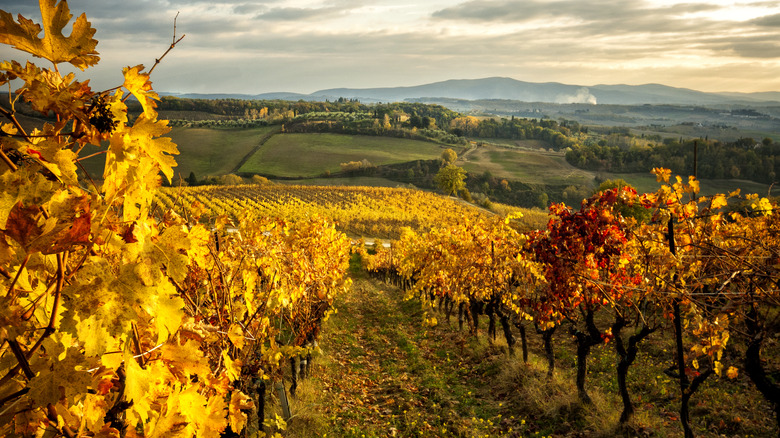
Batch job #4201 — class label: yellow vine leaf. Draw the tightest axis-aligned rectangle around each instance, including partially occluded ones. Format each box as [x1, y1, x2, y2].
[146, 391, 188, 438]
[124, 353, 154, 424]
[108, 113, 178, 184]
[62, 254, 183, 355]
[75, 314, 114, 357]
[149, 290, 185, 344]
[227, 323, 245, 350]
[652, 167, 671, 183]
[203, 395, 229, 438]
[222, 350, 242, 382]
[0, 0, 99, 69]
[177, 385, 227, 438]
[122, 65, 158, 116]
[229, 390, 254, 433]
[31, 137, 79, 184]
[687, 176, 700, 194]
[0, 60, 91, 123]
[160, 339, 211, 380]
[751, 197, 773, 216]
[27, 347, 92, 407]
[154, 225, 198, 284]
[711, 194, 728, 211]
[727, 366, 739, 379]
[79, 393, 110, 433]
[0, 168, 57, 226]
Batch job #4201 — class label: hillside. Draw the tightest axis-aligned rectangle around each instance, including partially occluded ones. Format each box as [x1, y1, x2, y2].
[237, 134, 447, 178]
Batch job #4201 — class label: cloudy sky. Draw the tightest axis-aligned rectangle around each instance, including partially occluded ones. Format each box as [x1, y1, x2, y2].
[2, 0, 780, 94]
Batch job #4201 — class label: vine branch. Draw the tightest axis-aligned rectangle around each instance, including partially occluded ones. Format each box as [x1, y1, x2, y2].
[148, 12, 185, 77]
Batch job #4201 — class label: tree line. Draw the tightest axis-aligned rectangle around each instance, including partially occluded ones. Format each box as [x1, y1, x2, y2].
[566, 137, 780, 184]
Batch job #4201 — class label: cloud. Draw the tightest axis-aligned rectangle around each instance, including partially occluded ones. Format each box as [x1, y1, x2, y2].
[2, 0, 780, 94]
[752, 12, 780, 26]
[432, 0, 716, 25]
[254, 0, 364, 21]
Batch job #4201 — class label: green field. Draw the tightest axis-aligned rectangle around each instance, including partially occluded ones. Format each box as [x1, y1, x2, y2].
[461, 144, 594, 186]
[238, 133, 446, 177]
[167, 126, 277, 179]
[460, 144, 773, 198]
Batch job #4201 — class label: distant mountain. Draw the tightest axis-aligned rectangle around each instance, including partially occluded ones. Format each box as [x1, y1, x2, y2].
[312, 77, 780, 105]
[161, 91, 311, 101]
[162, 77, 780, 106]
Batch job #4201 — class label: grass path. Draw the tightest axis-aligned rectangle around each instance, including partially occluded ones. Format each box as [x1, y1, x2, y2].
[279, 273, 777, 438]
[230, 126, 283, 174]
[285, 276, 524, 438]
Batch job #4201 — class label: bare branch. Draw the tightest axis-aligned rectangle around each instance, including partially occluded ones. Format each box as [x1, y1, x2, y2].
[148, 12, 185, 77]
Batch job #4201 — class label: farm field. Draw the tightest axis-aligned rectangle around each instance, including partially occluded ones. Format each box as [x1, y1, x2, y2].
[460, 143, 773, 198]
[167, 125, 277, 178]
[70, 125, 277, 181]
[461, 144, 594, 186]
[237, 133, 447, 177]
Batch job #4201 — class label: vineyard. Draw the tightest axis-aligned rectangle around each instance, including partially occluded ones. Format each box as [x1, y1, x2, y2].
[360, 175, 780, 437]
[1, 2, 780, 438]
[155, 184, 549, 239]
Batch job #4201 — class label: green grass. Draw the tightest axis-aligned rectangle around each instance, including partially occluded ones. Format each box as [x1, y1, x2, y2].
[167, 126, 277, 178]
[75, 126, 277, 181]
[461, 144, 594, 186]
[460, 144, 774, 198]
[238, 133, 446, 177]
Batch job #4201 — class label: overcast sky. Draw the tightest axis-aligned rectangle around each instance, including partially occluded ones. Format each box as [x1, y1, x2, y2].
[1, 0, 780, 94]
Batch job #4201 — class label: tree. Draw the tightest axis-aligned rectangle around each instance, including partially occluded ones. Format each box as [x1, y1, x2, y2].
[221, 174, 244, 185]
[187, 171, 198, 186]
[435, 164, 466, 196]
[251, 174, 270, 185]
[441, 148, 457, 165]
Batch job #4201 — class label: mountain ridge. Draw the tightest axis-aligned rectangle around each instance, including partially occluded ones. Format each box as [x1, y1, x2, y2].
[162, 77, 780, 106]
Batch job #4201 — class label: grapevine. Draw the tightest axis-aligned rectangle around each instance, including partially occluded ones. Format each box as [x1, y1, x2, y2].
[0, 2, 352, 436]
[365, 169, 780, 435]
